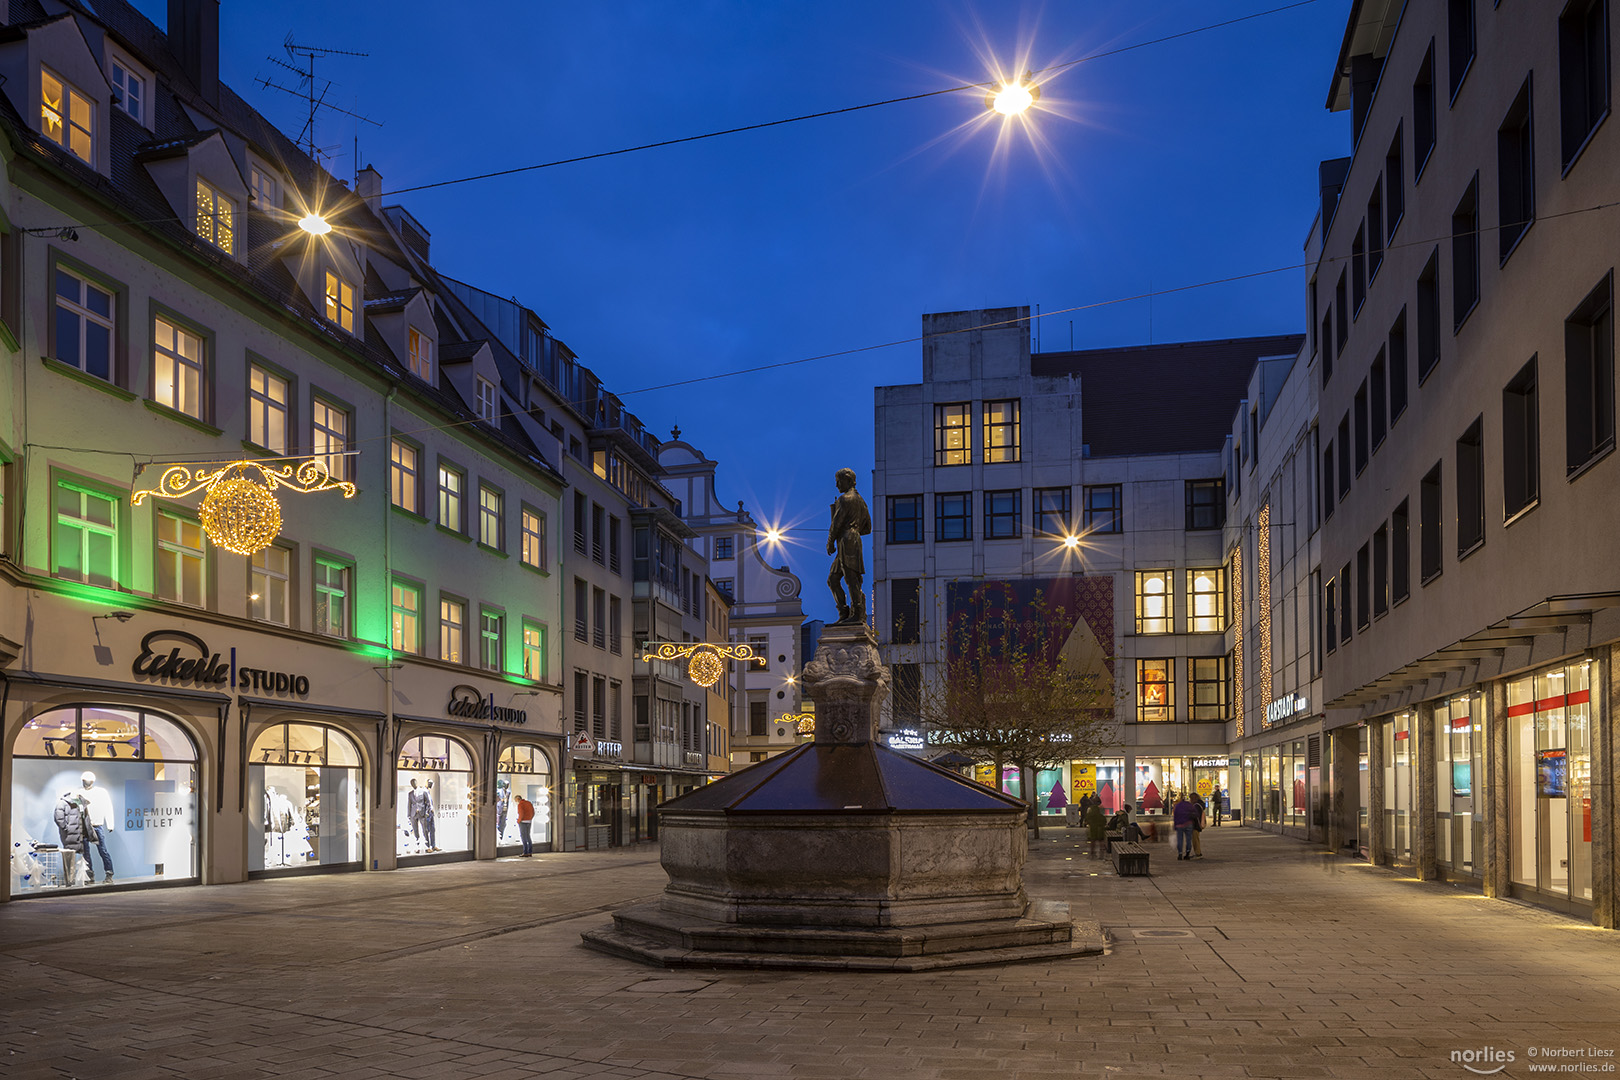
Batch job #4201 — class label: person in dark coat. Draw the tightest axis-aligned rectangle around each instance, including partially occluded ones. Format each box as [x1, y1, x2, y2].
[1172, 794, 1198, 860]
[1084, 801, 1108, 858]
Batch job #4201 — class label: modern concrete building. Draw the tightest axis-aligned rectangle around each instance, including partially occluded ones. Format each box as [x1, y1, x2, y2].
[1304, 0, 1620, 924]
[871, 307, 1300, 823]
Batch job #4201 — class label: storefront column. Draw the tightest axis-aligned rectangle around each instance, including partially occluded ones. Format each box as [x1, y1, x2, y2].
[1482, 680, 1510, 899]
[1367, 720, 1386, 864]
[373, 720, 399, 872]
[211, 701, 247, 886]
[1593, 645, 1620, 928]
[1413, 701, 1439, 881]
[1123, 751, 1137, 811]
[1329, 728, 1357, 852]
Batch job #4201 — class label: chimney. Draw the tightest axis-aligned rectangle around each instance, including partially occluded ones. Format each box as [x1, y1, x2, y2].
[169, 0, 219, 107]
[356, 166, 382, 214]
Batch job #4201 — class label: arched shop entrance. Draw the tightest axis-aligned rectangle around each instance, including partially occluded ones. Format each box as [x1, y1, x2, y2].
[396, 734, 475, 863]
[496, 744, 555, 854]
[247, 723, 365, 876]
[10, 705, 199, 894]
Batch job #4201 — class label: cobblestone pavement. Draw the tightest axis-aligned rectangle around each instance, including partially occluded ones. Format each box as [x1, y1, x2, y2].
[4, 827, 1619, 1080]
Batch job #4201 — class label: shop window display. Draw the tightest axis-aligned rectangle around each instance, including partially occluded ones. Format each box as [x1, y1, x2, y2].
[1383, 713, 1414, 863]
[1509, 662, 1592, 901]
[496, 744, 553, 854]
[10, 706, 198, 893]
[1434, 694, 1484, 876]
[247, 723, 363, 874]
[396, 735, 474, 859]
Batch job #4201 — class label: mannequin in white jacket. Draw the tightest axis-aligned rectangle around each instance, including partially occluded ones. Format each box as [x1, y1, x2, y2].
[78, 772, 115, 884]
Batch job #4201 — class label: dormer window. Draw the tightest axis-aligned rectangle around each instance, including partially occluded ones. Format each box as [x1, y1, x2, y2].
[408, 327, 433, 381]
[476, 377, 497, 422]
[195, 179, 236, 254]
[324, 271, 355, 333]
[111, 60, 144, 122]
[249, 163, 279, 210]
[41, 69, 92, 163]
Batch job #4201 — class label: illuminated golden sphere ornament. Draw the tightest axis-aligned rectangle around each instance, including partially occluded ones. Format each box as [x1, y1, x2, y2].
[642, 641, 765, 688]
[200, 476, 282, 555]
[133, 458, 357, 555]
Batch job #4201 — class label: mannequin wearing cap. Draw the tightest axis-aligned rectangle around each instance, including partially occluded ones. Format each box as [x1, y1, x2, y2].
[77, 771, 115, 885]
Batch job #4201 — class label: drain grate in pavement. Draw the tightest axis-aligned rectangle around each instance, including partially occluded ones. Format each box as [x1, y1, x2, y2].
[623, 978, 714, 993]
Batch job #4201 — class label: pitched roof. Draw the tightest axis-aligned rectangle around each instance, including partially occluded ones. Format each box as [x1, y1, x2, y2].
[1030, 334, 1305, 457]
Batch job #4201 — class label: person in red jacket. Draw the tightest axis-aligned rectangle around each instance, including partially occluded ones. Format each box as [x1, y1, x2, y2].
[515, 795, 536, 857]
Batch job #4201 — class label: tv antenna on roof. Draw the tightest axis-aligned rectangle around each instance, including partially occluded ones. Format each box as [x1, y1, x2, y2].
[256, 33, 381, 165]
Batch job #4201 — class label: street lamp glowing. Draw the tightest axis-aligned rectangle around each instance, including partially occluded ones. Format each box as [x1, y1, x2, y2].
[1062, 534, 1081, 550]
[298, 212, 332, 236]
[765, 528, 783, 544]
[988, 77, 1039, 116]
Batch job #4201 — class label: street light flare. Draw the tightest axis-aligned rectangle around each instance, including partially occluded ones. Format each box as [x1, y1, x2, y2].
[988, 78, 1038, 116]
[298, 212, 332, 236]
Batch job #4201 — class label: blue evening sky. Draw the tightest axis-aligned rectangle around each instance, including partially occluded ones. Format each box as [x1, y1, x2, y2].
[137, 0, 1351, 622]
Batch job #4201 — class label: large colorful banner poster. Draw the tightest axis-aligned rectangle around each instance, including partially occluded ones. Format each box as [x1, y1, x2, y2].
[944, 577, 1115, 707]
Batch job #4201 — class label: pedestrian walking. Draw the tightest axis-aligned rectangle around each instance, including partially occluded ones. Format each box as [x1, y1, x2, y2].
[1190, 792, 1206, 858]
[1085, 800, 1107, 859]
[1212, 787, 1225, 826]
[515, 795, 535, 857]
[1172, 793, 1197, 860]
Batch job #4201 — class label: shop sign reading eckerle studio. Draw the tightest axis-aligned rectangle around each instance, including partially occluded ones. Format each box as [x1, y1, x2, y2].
[132, 629, 310, 696]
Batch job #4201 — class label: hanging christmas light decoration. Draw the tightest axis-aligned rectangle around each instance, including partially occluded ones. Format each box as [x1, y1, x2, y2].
[641, 641, 764, 689]
[779, 711, 817, 735]
[133, 458, 357, 555]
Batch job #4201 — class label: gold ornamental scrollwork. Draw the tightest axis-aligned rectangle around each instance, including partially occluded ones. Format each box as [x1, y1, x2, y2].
[132, 458, 357, 555]
[640, 641, 765, 688]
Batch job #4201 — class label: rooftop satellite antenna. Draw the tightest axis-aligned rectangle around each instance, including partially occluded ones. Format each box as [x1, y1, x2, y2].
[256, 33, 381, 165]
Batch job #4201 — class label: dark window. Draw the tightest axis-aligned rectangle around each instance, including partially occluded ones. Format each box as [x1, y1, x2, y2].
[1498, 77, 1535, 260]
[1448, 0, 1475, 99]
[1373, 523, 1390, 618]
[749, 700, 767, 738]
[1367, 187, 1384, 281]
[1566, 272, 1616, 473]
[891, 578, 920, 645]
[892, 664, 921, 725]
[1386, 124, 1405, 236]
[714, 535, 734, 559]
[1353, 223, 1367, 313]
[1354, 380, 1370, 474]
[1418, 249, 1441, 382]
[1321, 440, 1336, 520]
[1457, 416, 1485, 555]
[1188, 657, 1229, 721]
[1371, 348, 1389, 450]
[1185, 479, 1225, 530]
[1034, 487, 1071, 536]
[1339, 561, 1353, 643]
[1390, 308, 1410, 421]
[1321, 306, 1334, 385]
[1356, 542, 1372, 630]
[591, 502, 604, 565]
[887, 495, 924, 544]
[1310, 279, 1321, 359]
[1393, 498, 1412, 602]
[1559, 0, 1610, 167]
[936, 492, 972, 541]
[573, 578, 587, 642]
[1083, 484, 1122, 533]
[1415, 42, 1437, 176]
[573, 671, 588, 732]
[1324, 575, 1338, 653]
[984, 490, 1020, 539]
[572, 491, 586, 555]
[1503, 357, 1540, 518]
[1452, 175, 1480, 329]
[1420, 462, 1444, 582]
[1337, 413, 1352, 499]
[1335, 270, 1349, 357]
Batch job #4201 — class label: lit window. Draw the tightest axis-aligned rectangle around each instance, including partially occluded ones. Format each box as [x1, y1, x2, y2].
[934, 403, 971, 465]
[153, 317, 205, 420]
[324, 271, 355, 333]
[390, 579, 421, 654]
[1135, 570, 1172, 634]
[476, 376, 497, 422]
[440, 597, 465, 664]
[311, 398, 351, 481]
[54, 481, 117, 588]
[1137, 659, 1173, 722]
[249, 164, 278, 209]
[522, 622, 546, 681]
[111, 61, 143, 122]
[481, 609, 504, 671]
[247, 364, 288, 453]
[983, 399, 1020, 463]
[314, 558, 349, 638]
[390, 440, 419, 513]
[480, 485, 504, 549]
[41, 69, 93, 163]
[195, 179, 235, 254]
[408, 327, 433, 381]
[437, 465, 463, 532]
[157, 511, 205, 606]
[521, 508, 546, 570]
[54, 268, 114, 381]
[1188, 568, 1227, 633]
[251, 546, 291, 625]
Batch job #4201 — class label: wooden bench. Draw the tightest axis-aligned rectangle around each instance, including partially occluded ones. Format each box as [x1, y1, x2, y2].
[1104, 831, 1125, 853]
[1112, 841, 1150, 877]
